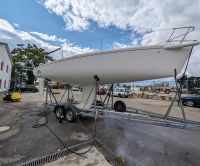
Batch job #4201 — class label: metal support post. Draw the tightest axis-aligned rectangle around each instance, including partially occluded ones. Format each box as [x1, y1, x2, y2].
[49, 91, 53, 103]
[103, 84, 113, 107]
[164, 69, 186, 122]
[59, 85, 68, 104]
[45, 80, 48, 104]
[68, 85, 70, 100]
[111, 84, 114, 109]
[47, 84, 58, 104]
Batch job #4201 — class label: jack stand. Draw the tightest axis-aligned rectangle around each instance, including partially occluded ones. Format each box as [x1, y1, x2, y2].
[164, 69, 186, 123]
[45, 78, 58, 105]
[44, 79, 63, 121]
[103, 84, 114, 108]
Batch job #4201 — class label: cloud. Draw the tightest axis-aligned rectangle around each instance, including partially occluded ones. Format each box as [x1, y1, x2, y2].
[0, 19, 16, 33]
[40, 0, 200, 75]
[40, 0, 200, 41]
[41, 0, 200, 75]
[40, 0, 200, 36]
[187, 47, 200, 76]
[13, 23, 20, 28]
[30, 31, 67, 42]
[0, 18, 59, 50]
[112, 42, 131, 49]
[0, 18, 94, 59]
[61, 42, 94, 57]
[3, 0, 200, 75]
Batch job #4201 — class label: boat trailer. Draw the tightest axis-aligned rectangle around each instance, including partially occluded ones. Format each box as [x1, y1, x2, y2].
[43, 71, 200, 131]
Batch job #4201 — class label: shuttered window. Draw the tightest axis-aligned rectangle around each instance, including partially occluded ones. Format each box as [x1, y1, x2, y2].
[6, 65, 8, 73]
[1, 62, 3, 71]
[4, 80, 6, 88]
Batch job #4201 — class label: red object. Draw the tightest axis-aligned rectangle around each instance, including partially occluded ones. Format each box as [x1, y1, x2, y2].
[97, 87, 107, 95]
[95, 111, 99, 121]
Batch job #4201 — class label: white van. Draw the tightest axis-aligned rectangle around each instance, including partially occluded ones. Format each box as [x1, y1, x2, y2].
[113, 88, 132, 98]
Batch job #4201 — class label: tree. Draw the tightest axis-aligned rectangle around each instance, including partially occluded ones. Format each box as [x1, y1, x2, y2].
[11, 44, 54, 85]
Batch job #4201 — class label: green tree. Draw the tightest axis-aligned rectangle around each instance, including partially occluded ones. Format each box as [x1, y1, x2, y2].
[11, 44, 54, 85]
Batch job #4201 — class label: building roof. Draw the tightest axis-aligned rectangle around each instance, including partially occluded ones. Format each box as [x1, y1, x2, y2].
[0, 42, 13, 66]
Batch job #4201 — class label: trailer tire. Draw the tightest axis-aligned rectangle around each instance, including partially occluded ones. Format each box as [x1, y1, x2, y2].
[65, 108, 76, 123]
[186, 100, 194, 107]
[114, 100, 126, 112]
[54, 105, 64, 119]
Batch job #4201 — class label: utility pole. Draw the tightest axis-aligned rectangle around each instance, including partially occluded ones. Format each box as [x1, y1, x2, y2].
[100, 37, 103, 50]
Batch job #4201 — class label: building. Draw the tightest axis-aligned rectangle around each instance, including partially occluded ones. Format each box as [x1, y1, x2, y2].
[0, 42, 12, 92]
[178, 76, 200, 94]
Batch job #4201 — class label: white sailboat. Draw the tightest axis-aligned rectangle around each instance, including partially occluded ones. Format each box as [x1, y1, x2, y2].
[32, 27, 200, 130]
[33, 27, 200, 85]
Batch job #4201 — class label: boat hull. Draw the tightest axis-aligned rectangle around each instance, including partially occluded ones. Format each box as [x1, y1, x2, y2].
[34, 45, 193, 85]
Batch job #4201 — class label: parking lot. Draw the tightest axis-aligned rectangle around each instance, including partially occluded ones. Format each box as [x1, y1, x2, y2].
[0, 92, 200, 166]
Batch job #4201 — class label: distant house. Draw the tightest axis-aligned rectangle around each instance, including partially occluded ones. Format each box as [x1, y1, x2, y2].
[0, 42, 12, 92]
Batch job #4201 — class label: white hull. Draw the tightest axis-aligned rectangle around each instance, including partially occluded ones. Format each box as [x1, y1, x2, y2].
[34, 42, 199, 85]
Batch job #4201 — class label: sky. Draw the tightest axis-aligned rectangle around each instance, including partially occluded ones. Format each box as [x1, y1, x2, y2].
[0, 0, 200, 85]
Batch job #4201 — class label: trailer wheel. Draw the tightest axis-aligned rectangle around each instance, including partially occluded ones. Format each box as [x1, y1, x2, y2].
[65, 108, 76, 123]
[186, 100, 194, 107]
[114, 100, 126, 112]
[54, 105, 64, 119]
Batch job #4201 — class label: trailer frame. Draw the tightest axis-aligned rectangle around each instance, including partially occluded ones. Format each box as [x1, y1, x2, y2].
[43, 73, 200, 131]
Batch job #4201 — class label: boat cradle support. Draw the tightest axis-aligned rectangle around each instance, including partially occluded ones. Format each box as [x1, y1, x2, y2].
[43, 74, 200, 131]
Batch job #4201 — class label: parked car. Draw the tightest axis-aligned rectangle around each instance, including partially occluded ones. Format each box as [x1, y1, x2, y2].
[181, 95, 200, 107]
[71, 86, 80, 91]
[113, 88, 132, 98]
[8, 86, 39, 93]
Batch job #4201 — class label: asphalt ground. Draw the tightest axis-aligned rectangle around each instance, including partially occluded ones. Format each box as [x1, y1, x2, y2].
[0, 94, 200, 166]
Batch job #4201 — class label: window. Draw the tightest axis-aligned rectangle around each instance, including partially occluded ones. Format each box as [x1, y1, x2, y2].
[1, 62, 3, 71]
[6, 65, 8, 73]
[115, 89, 119, 92]
[4, 80, 6, 89]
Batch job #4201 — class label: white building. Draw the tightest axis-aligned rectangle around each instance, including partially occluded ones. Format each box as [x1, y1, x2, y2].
[0, 42, 12, 92]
